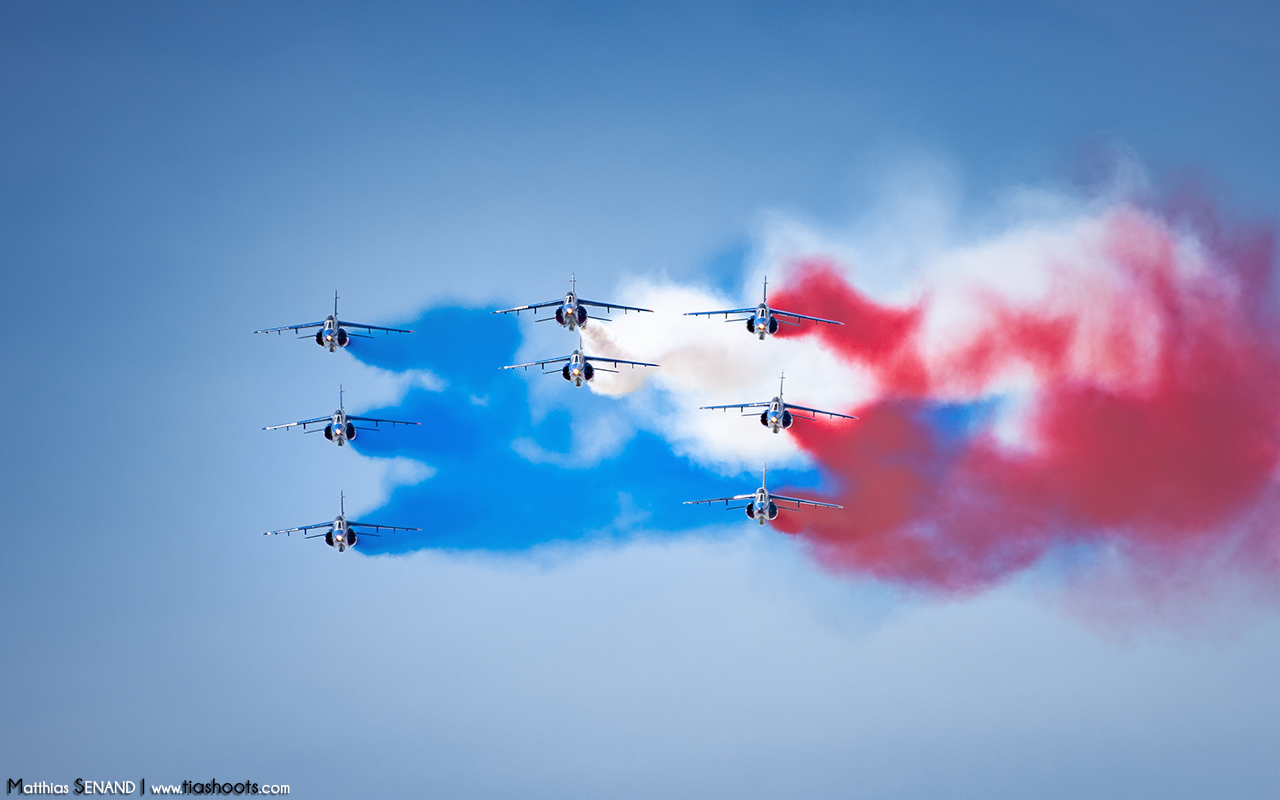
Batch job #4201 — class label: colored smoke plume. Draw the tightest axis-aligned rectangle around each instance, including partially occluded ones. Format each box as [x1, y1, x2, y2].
[769, 201, 1280, 595]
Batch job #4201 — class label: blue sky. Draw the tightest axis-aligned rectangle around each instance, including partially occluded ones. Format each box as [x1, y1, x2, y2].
[4, 2, 1279, 797]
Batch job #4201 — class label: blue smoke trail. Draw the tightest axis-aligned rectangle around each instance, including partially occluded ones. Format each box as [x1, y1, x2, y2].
[345, 307, 824, 554]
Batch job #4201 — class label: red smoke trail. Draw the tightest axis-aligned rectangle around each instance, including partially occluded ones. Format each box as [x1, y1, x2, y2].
[769, 204, 1280, 595]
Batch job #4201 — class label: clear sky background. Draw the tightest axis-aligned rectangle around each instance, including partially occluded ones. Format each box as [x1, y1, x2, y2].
[3, 2, 1279, 798]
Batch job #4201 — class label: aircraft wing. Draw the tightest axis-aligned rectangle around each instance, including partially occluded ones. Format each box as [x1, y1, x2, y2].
[700, 401, 769, 411]
[770, 308, 844, 326]
[492, 300, 562, 316]
[684, 307, 757, 319]
[346, 417, 421, 428]
[263, 521, 332, 536]
[684, 494, 756, 505]
[347, 521, 421, 533]
[336, 320, 413, 334]
[501, 355, 572, 371]
[583, 355, 659, 369]
[253, 321, 327, 334]
[577, 298, 653, 314]
[785, 404, 859, 421]
[262, 416, 330, 431]
[770, 494, 843, 510]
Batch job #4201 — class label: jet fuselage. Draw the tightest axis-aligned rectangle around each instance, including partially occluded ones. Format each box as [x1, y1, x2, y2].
[746, 488, 780, 525]
[561, 350, 595, 386]
[325, 516, 357, 551]
[323, 409, 357, 446]
[315, 316, 350, 351]
[745, 305, 780, 339]
[762, 397, 794, 433]
[554, 293, 591, 331]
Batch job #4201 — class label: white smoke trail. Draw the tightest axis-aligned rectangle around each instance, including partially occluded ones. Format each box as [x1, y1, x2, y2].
[577, 280, 873, 473]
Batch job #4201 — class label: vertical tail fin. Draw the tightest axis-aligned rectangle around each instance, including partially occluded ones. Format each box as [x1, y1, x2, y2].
[339, 384, 344, 411]
[570, 272, 576, 295]
[340, 491, 345, 515]
[334, 290, 339, 318]
[778, 371, 785, 398]
[762, 276, 768, 303]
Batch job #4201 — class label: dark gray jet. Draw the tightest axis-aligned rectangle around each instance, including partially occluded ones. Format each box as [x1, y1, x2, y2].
[262, 387, 419, 447]
[701, 372, 859, 433]
[254, 292, 413, 351]
[263, 493, 419, 553]
[685, 277, 843, 340]
[492, 274, 652, 331]
[502, 336, 658, 387]
[685, 468, 842, 526]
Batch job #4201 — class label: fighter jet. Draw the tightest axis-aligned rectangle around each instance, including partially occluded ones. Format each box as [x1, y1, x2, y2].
[254, 292, 413, 351]
[700, 372, 859, 433]
[685, 277, 843, 339]
[684, 467, 842, 525]
[501, 336, 658, 387]
[262, 386, 419, 447]
[492, 274, 653, 331]
[263, 493, 419, 552]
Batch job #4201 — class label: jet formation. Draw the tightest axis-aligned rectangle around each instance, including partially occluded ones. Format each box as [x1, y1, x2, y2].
[256, 292, 419, 550]
[257, 276, 856, 550]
